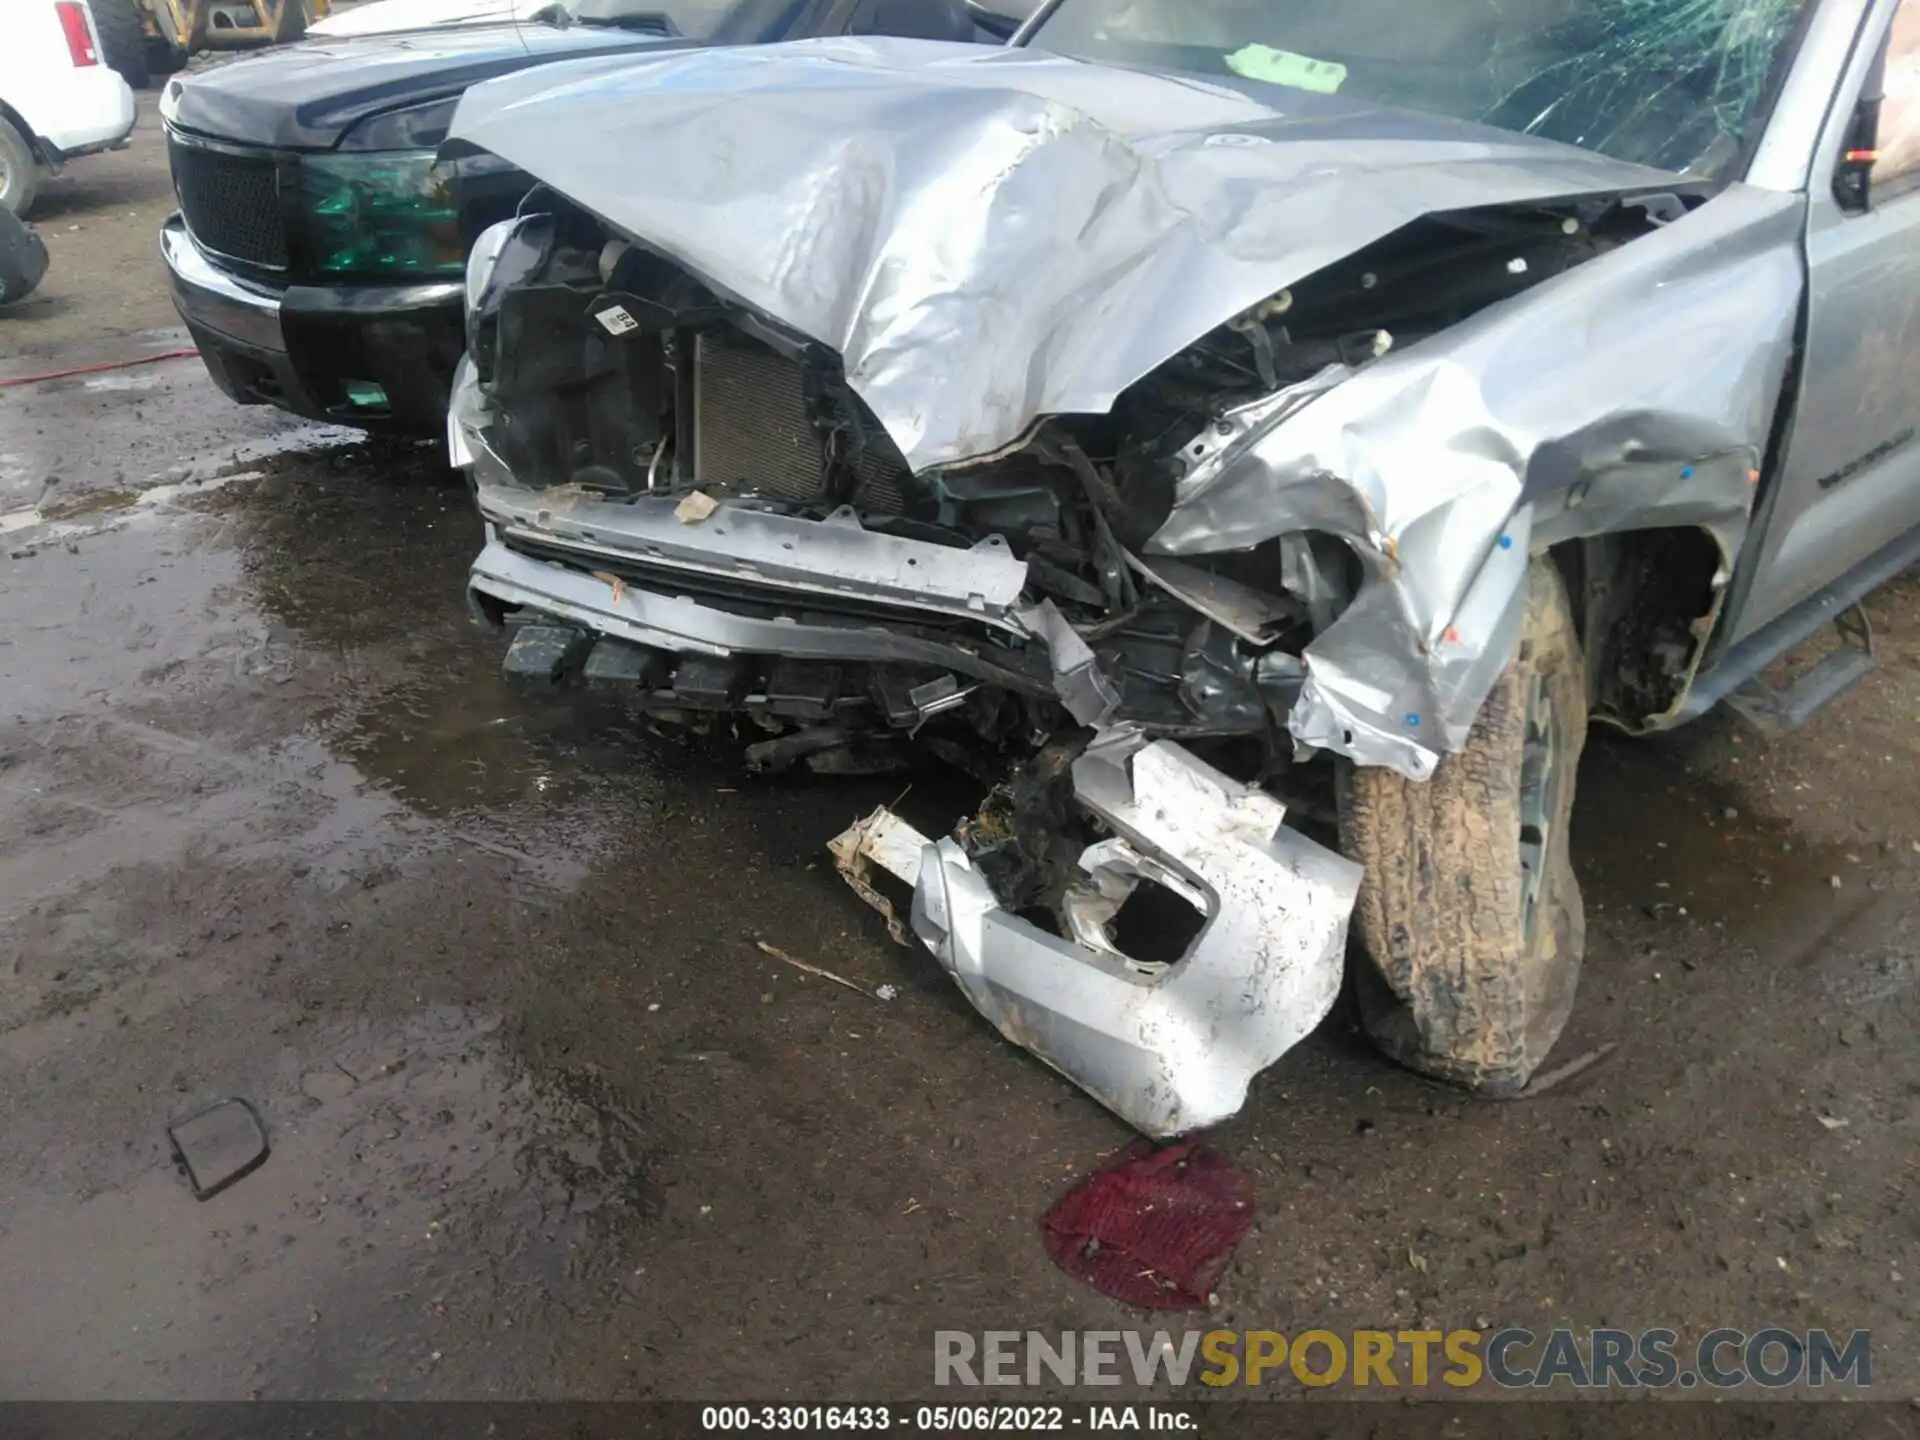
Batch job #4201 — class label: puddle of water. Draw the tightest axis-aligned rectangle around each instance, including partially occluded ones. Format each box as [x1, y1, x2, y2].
[215, 457, 701, 836]
[0, 1004, 661, 1398]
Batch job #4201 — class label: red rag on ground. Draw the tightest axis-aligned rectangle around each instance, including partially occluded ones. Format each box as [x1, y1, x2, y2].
[1041, 1139, 1255, 1309]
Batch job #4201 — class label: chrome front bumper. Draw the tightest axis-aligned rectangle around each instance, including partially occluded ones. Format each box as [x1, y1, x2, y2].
[161, 213, 283, 356]
[165, 215, 466, 433]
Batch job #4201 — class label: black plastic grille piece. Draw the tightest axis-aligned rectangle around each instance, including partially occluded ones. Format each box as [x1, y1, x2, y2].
[169, 137, 286, 271]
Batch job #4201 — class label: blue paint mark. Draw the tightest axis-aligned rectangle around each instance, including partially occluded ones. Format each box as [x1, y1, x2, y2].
[1498, 534, 1514, 550]
[1405, 713, 1422, 728]
[1681, 465, 1695, 480]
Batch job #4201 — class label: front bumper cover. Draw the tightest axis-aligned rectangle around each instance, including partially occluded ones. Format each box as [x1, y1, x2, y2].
[833, 729, 1361, 1137]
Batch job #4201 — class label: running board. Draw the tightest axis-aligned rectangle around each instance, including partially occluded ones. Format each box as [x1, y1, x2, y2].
[1723, 604, 1875, 734]
[1683, 523, 1920, 727]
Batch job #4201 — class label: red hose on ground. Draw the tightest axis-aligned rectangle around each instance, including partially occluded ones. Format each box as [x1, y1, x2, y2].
[0, 348, 200, 391]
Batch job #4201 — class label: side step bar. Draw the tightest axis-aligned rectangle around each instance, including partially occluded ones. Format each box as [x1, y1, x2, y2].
[1682, 524, 1920, 729]
[1724, 603, 1873, 735]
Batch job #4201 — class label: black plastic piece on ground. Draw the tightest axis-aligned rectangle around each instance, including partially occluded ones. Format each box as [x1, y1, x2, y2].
[167, 1098, 270, 1201]
[503, 625, 590, 688]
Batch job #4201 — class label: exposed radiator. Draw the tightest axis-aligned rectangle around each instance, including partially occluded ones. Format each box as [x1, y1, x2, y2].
[692, 330, 907, 513]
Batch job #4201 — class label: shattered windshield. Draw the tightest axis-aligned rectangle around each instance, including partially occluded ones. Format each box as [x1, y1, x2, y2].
[1027, 0, 1812, 176]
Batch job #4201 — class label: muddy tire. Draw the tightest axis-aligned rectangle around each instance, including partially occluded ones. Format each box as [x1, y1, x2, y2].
[1339, 559, 1587, 1095]
[92, 0, 152, 90]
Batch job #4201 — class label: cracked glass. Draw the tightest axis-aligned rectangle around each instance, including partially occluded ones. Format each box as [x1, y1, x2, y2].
[1029, 0, 1812, 176]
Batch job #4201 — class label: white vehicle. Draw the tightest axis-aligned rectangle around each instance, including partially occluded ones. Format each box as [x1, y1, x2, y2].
[0, 0, 137, 214]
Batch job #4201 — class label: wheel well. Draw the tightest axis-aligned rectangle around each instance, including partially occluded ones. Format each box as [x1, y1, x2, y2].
[1551, 528, 1726, 732]
[0, 101, 45, 156]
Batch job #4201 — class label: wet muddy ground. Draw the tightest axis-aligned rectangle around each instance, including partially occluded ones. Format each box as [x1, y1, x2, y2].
[1, 121, 1916, 1405]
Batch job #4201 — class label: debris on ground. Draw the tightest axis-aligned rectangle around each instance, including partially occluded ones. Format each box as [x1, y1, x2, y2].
[1041, 1140, 1255, 1310]
[674, 490, 718, 524]
[755, 940, 890, 1001]
[1492, 1042, 1620, 1099]
[166, 1097, 270, 1201]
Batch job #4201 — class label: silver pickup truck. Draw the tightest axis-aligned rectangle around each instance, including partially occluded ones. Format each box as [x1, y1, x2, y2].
[444, 0, 1920, 1135]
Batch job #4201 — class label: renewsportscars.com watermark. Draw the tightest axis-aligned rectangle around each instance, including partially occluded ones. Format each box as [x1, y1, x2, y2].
[934, 1328, 1872, 1391]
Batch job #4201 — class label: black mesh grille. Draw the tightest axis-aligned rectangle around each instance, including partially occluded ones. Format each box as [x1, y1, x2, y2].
[692, 331, 907, 513]
[169, 137, 286, 270]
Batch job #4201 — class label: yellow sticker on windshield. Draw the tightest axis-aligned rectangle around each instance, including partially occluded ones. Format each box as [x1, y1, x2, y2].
[1225, 44, 1348, 95]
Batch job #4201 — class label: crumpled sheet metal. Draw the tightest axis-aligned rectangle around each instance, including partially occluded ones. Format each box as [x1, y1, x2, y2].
[447, 35, 1672, 473]
[837, 729, 1362, 1137]
[1149, 184, 1805, 778]
[1016, 600, 1119, 727]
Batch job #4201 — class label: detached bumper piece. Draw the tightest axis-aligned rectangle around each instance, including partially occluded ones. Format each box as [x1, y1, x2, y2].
[832, 729, 1361, 1138]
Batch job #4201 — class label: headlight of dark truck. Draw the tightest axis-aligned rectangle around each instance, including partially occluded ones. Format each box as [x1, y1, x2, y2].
[302, 97, 464, 280]
[300, 152, 462, 279]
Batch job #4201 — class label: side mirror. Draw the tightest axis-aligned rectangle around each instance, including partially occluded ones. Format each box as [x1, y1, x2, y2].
[1836, 39, 1888, 213]
[1835, 98, 1883, 212]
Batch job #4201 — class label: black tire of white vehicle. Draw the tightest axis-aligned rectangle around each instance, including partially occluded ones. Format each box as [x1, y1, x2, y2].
[91, 0, 152, 90]
[1338, 558, 1588, 1097]
[0, 118, 39, 217]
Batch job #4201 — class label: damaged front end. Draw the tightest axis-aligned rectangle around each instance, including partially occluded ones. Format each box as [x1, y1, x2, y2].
[446, 37, 1805, 1132]
[450, 200, 1393, 1134]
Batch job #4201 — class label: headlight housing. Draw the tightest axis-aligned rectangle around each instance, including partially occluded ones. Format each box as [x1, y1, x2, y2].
[463, 213, 556, 384]
[299, 150, 463, 280]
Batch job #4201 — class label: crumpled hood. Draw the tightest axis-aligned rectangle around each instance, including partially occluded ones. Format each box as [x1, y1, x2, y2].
[448, 35, 1675, 471]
